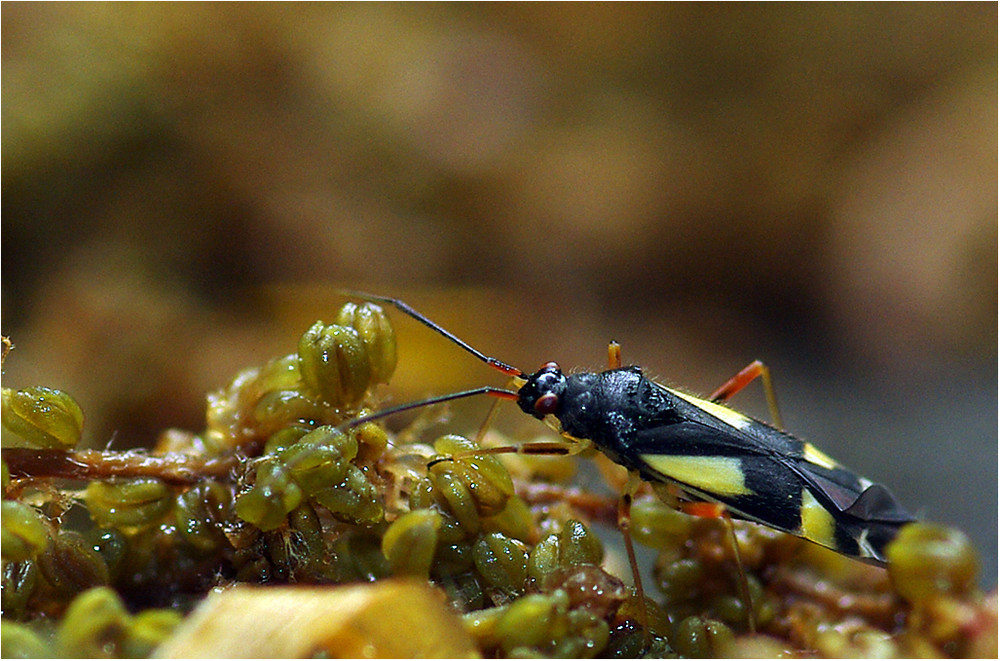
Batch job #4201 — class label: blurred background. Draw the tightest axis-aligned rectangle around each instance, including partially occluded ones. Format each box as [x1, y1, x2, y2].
[2, 4, 996, 583]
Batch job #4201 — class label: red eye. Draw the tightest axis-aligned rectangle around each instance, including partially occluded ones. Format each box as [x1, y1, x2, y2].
[534, 392, 559, 416]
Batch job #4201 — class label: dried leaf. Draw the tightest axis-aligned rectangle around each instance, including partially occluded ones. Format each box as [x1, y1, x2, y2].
[155, 581, 478, 658]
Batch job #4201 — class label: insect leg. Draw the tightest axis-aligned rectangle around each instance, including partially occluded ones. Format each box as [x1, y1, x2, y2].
[680, 502, 757, 633]
[708, 360, 784, 430]
[473, 375, 531, 446]
[618, 470, 652, 647]
[427, 439, 589, 468]
[473, 396, 505, 446]
[608, 341, 622, 370]
[722, 514, 756, 633]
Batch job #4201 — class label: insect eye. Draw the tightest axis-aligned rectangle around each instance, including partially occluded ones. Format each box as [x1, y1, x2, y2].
[534, 392, 559, 416]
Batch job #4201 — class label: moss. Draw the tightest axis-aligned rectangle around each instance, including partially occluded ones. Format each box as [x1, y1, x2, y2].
[0, 307, 996, 658]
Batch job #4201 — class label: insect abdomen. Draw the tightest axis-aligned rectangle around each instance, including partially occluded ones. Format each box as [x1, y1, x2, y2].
[616, 385, 916, 565]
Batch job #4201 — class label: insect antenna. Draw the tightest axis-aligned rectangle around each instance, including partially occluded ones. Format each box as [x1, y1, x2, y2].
[340, 290, 525, 377]
[338, 386, 520, 433]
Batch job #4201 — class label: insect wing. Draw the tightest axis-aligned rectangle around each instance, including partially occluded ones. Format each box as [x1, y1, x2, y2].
[785, 458, 915, 524]
[625, 390, 914, 564]
[843, 483, 915, 523]
[628, 419, 807, 537]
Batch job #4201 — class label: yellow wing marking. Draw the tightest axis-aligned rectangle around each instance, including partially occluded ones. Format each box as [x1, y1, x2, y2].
[802, 442, 840, 471]
[640, 454, 754, 496]
[799, 488, 837, 549]
[671, 391, 753, 430]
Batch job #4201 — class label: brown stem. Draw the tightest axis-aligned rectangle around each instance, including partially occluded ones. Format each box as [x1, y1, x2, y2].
[769, 565, 901, 629]
[514, 480, 619, 526]
[2, 448, 240, 486]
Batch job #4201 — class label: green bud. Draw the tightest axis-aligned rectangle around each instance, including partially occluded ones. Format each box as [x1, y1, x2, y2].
[55, 587, 129, 657]
[284, 502, 328, 577]
[121, 609, 183, 658]
[2, 386, 84, 449]
[85, 528, 129, 580]
[85, 478, 173, 531]
[630, 495, 693, 550]
[263, 425, 311, 455]
[557, 519, 604, 566]
[654, 554, 704, 602]
[251, 354, 302, 396]
[382, 509, 441, 577]
[1, 501, 50, 561]
[175, 481, 233, 552]
[37, 530, 110, 596]
[297, 321, 371, 406]
[887, 522, 980, 604]
[251, 389, 328, 436]
[2, 560, 38, 619]
[473, 532, 528, 595]
[311, 464, 382, 524]
[671, 616, 734, 658]
[335, 302, 397, 384]
[528, 520, 603, 580]
[429, 436, 515, 536]
[2, 620, 52, 659]
[495, 592, 570, 655]
[234, 460, 303, 531]
[353, 421, 389, 459]
[431, 467, 480, 534]
[280, 426, 358, 495]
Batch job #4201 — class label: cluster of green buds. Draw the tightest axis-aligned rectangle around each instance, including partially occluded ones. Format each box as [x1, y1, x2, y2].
[2, 302, 994, 659]
[0, 302, 402, 656]
[883, 523, 991, 657]
[3, 474, 232, 623]
[459, 518, 673, 657]
[376, 431, 679, 656]
[2, 587, 181, 658]
[298, 302, 397, 406]
[203, 302, 396, 452]
[382, 434, 533, 598]
[234, 424, 385, 531]
[632, 494, 777, 631]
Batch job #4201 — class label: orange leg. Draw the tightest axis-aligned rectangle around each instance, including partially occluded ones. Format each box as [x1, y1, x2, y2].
[708, 360, 783, 430]
[426, 439, 588, 469]
[619, 470, 652, 647]
[679, 501, 757, 633]
[608, 340, 622, 370]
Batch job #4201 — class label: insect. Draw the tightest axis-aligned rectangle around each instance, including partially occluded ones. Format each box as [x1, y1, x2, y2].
[342, 291, 917, 619]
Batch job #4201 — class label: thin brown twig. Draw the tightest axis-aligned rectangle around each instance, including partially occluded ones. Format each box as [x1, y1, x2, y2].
[514, 479, 619, 526]
[2, 448, 240, 486]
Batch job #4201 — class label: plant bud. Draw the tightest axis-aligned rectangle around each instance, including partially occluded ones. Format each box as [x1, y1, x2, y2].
[297, 322, 371, 406]
[2, 386, 84, 449]
[1, 501, 50, 561]
[335, 302, 397, 384]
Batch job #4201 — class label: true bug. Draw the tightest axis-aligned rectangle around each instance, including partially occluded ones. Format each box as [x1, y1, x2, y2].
[341, 292, 917, 622]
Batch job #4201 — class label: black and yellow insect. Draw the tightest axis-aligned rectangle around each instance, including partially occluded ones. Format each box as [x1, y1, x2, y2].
[515, 360, 916, 565]
[345, 292, 916, 567]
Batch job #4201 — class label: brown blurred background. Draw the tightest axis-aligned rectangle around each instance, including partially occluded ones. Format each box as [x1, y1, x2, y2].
[2, 4, 996, 583]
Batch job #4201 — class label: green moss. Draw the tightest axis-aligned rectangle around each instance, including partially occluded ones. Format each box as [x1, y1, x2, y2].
[1, 300, 994, 658]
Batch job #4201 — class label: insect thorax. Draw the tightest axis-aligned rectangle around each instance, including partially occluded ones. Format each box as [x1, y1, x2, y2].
[555, 368, 677, 465]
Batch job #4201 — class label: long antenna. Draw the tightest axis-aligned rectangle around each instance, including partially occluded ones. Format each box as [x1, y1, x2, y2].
[341, 291, 524, 377]
[339, 386, 520, 431]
